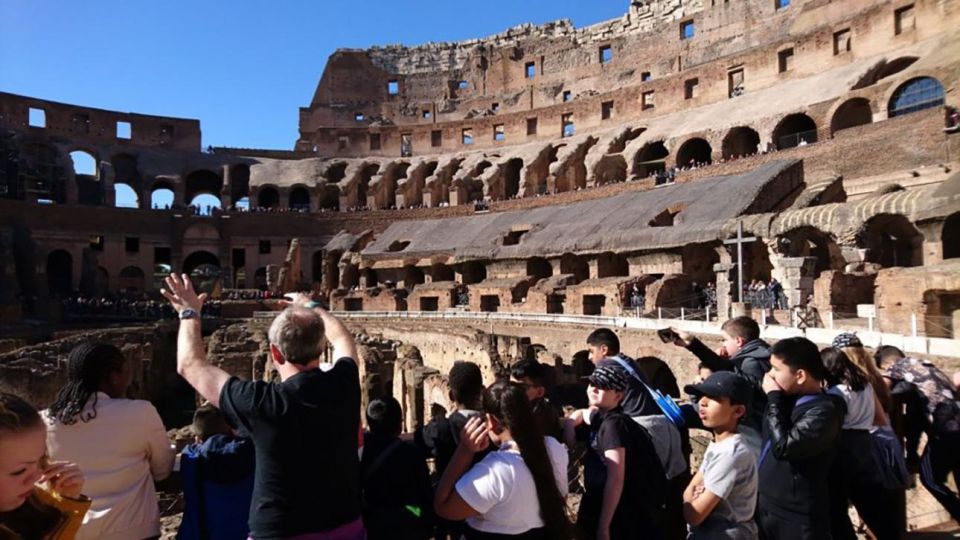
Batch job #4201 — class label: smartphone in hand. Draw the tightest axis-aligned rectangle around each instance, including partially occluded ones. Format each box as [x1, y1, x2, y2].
[657, 328, 679, 344]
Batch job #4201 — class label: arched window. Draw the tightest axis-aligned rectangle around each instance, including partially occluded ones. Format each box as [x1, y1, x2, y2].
[115, 184, 139, 208]
[888, 77, 945, 118]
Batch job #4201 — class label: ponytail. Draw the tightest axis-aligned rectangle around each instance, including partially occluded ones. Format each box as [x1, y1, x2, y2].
[483, 381, 575, 539]
[48, 342, 126, 425]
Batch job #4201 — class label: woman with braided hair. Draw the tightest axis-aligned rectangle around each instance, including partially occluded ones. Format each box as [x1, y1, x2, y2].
[0, 391, 90, 539]
[43, 342, 174, 540]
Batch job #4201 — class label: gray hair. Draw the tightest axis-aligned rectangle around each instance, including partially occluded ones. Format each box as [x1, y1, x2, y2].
[267, 307, 325, 365]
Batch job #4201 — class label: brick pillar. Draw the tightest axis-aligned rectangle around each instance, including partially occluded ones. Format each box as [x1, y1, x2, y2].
[769, 255, 818, 309]
[917, 221, 945, 266]
[220, 165, 231, 209]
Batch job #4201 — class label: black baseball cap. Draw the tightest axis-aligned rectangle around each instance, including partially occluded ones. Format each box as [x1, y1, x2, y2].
[584, 364, 630, 392]
[684, 371, 753, 407]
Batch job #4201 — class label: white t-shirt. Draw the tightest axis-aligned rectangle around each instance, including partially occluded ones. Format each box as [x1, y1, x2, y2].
[455, 436, 568, 535]
[689, 434, 758, 540]
[828, 383, 876, 430]
[44, 393, 175, 540]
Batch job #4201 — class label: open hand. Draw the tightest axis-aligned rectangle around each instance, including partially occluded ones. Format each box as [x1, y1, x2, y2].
[459, 416, 491, 454]
[40, 461, 84, 500]
[160, 273, 206, 313]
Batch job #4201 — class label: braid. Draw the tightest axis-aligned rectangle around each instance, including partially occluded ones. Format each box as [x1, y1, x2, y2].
[0, 392, 42, 434]
[48, 342, 126, 425]
[483, 382, 576, 539]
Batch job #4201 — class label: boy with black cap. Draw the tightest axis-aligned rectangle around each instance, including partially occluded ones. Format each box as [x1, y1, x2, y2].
[682, 372, 758, 540]
[574, 364, 667, 540]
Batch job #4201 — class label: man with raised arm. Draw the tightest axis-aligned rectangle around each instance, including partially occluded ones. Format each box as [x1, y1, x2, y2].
[161, 275, 363, 540]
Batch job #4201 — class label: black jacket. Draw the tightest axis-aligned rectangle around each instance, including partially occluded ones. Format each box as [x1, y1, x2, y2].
[687, 338, 771, 430]
[758, 391, 845, 524]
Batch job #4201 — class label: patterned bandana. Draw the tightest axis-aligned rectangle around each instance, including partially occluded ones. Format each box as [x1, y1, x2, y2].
[585, 365, 630, 391]
[832, 332, 863, 349]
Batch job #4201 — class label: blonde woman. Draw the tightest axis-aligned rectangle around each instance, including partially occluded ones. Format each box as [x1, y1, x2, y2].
[833, 333, 892, 413]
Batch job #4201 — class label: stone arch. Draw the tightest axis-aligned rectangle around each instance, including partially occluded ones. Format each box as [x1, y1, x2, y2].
[526, 257, 552, 280]
[887, 77, 945, 118]
[830, 98, 872, 135]
[119, 266, 146, 294]
[318, 185, 340, 210]
[597, 252, 629, 278]
[401, 161, 438, 208]
[721, 127, 760, 159]
[372, 162, 410, 210]
[772, 113, 818, 150]
[289, 185, 310, 211]
[460, 261, 487, 284]
[430, 263, 455, 282]
[257, 185, 280, 209]
[776, 226, 845, 279]
[21, 142, 66, 203]
[325, 250, 343, 290]
[403, 265, 426, 288]
[501, 158, 523, 200]
[46, 249, 73, 297]
[114, 183, 139, 208]
[94, 267, 109, 297]
[184, 169, 223, 202]
[346, 163, 380, 210]
[859, 214, 923, 268]
[182, 251, 221, 294]
[876, 57, 919, 82]
[560, 253, 589, 283]
[944, 213, 960, 260]
[675, 138, 712, 167]
[150, 180, 175, 209]
[69, 150, 98, 178]
[632, 141, 669, 178]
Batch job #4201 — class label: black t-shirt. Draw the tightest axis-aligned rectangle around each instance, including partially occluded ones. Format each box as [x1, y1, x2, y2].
[579, 410, 666, 536]
[414, 409, 489, 477]
[360, 431, 434, 540]
[219, 358, 361, 539]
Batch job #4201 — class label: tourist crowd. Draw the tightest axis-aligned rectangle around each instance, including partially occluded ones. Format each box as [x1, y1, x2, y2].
[2, 274, 959, 540]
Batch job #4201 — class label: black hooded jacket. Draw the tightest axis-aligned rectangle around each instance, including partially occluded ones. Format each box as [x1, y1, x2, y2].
[758, 391, 846, 524]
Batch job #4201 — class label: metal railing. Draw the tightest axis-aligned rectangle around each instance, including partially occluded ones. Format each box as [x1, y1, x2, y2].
[251, 308, 959, 357]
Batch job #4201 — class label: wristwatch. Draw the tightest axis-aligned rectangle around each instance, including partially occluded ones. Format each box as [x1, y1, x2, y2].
[178, 308, 199, 320]
[304, 300, 321, 309]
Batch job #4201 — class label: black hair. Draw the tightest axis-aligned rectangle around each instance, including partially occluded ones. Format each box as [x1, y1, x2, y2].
[586, 328, 620, 355]
[482, 382, 574, 539]
[448, 361, 483, 407]
[0, 392, 42, 435]
[48, 342, 127, 425]
[192, 404, 232, 441]
[366, 396, 403, 437]
[510, 358, 547, 387]
[721, 316, 760, 342]
[771, 337, 827, 381]
[874, 345, 905, 368]
[821, 348, 869, 392]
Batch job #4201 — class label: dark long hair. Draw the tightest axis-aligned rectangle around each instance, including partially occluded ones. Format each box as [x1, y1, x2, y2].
[482, 381, 575, 539]
[821, 347, 869, 391]
[48, 342, 126, 425]
[0, 391, 42, 435]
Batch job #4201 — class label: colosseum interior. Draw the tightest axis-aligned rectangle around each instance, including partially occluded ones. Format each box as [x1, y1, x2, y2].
[2, 0, 960, 533]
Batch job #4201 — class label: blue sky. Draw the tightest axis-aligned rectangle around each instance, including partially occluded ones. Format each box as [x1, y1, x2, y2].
[1, 0, 627, 151]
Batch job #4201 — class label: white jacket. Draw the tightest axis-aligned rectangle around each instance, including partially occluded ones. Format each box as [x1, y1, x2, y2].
[44, 392, 175, 540]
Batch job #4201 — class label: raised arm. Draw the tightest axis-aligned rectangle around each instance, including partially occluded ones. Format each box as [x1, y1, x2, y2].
[283, 293, 359, 362]
[161, 274, 231, 407]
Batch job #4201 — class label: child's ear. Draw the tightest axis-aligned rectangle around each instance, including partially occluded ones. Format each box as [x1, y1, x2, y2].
[734, 404, 747, 422]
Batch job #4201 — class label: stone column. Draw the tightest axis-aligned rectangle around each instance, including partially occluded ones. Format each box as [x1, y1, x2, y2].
[769, 255, 818, 308]
[917, 220, 945, 267]
[713, 261, 736, 320]
[99, 161, 116, 207]
[220, 165, 232, 209]
[587, 259, 600, 280]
